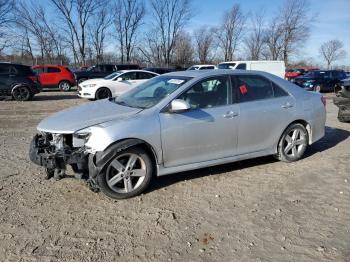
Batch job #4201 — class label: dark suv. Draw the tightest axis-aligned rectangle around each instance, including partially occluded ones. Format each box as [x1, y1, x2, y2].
[0, 63, 41, 101]
[293, 70, 347, 92]
[74, 64, 139, 84]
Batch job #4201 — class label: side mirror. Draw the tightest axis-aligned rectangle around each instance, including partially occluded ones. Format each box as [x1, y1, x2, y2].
[169, 99, 190, 113]
[117, 77, 123, 81]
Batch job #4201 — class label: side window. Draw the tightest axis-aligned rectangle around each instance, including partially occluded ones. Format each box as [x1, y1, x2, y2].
[104, 65, 114, 71]
[121, 72, 137, 80]
[236, 75, 273, 102]
[272, 82, 288, 97]
[138, 72, 155, 79]
[47, 67, 61, 73]
[178, 76, 231, 109]
[236, 63, 246, 70]
[0, 64, 10, 74]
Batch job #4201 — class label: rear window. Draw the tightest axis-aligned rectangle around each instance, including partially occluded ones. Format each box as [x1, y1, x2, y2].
[218, 63, 236, 69]
[15, 65, 35, 75]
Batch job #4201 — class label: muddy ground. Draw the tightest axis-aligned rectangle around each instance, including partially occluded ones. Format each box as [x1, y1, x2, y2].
[0, 92, 349, 262]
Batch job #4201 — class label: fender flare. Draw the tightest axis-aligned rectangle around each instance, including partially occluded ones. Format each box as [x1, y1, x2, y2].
[88, 138, 158, 179]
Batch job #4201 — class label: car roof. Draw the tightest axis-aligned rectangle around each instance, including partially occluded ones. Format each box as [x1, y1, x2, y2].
[165, 69, 276, 78]
[219, 60, 284, 64]
[117, 69, 159, 74]
[32, 64, 65, 68]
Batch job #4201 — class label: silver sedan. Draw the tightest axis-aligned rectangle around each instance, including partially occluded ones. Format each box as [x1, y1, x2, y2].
[29, 70, 326, 199]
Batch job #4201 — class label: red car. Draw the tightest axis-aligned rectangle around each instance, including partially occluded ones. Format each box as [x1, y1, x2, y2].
[32, 65, 76, 91]
[285, 68, 320, 81]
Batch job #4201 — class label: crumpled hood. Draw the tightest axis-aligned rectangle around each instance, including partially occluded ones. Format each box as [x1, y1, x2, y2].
[37, 99, 142, 134]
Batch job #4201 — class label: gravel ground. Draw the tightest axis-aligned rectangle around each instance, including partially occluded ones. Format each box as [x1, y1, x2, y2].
[0, 91, 349, 262]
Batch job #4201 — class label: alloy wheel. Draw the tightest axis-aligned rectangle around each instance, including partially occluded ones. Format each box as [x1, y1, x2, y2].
[283, 128, 307, 158]
[106, 153, 147, 194]
[13, 86, 30, 101]
[59, 81, 71, 91]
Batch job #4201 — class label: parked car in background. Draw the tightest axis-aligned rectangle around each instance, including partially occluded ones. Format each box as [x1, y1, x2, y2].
[333, 79, 350, 122]
[32, 65, 76, 91]
[78, 70, 159, 100]
[285, 68, 319, 81]
[143, 67, 176, 74]
[74, 64, 140, 85]
[187, 64, 217, 70]
[218, 60, 285, 78]
[293, 70, 347, 92]
[346, 71, 350, 78]
[0, 62, 41, 101]
[30, 69, 326, 199]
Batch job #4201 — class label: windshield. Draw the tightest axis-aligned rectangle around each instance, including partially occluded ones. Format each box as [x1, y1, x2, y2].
[218, 63, 236, 69]
[104, 71, 122, 80]
[113, 75, 192, 109]
[304, 71, 324, 78]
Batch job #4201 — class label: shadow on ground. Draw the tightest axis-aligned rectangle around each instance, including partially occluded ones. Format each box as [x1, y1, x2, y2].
[33, 94, 79, 101]
[147, 126, 350, 193]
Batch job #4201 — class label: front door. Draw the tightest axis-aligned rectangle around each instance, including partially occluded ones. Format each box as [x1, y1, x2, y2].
[159, 75, 239, 167]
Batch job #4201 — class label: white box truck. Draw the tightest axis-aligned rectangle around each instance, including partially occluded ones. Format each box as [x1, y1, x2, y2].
[218, 60, 286, 79]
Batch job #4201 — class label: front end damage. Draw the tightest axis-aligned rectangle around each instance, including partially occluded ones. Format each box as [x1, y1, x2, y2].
[333, 81, 350, 123]
[29, 133, 149, 193]
[29, 132, 96, 187]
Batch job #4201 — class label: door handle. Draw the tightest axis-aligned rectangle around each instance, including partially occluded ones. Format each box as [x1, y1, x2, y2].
[281, 102, 294, 109]
[223, 111, 239, 118]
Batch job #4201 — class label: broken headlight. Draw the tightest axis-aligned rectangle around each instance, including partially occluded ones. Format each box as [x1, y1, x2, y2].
[73, 128, 91, 147]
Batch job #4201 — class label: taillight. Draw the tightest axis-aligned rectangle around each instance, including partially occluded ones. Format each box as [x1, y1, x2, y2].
[28, 75, 39, 84]
[321, 96, 326, 107]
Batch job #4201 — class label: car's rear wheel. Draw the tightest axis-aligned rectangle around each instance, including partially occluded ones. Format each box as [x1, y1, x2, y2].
[12, 85, 32, 101]
[315, 84, 322, 92]
[95, 87, 112, 100]
[97, 147, 153, 199]
[59, 80, 71, 91]
[276, 123, 308, 162]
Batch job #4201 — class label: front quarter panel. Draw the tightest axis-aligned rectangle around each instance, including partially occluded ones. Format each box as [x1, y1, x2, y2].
[85, 110, 162, 163]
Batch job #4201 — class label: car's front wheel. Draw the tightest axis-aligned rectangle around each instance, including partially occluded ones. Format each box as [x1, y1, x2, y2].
[97, 147, 153, 199]
[95, 87, 112, 100]
[59, 80, 71, 91]
[276, 123, 309, 162]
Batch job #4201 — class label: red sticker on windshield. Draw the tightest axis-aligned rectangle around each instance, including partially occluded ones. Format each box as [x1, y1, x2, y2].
[240, 85, 248, 94]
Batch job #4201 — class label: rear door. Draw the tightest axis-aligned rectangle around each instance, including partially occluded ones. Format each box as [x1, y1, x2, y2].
[39, 67, 61, 87]
[0, 64, 11, 95]
[233, 74, 295, 154]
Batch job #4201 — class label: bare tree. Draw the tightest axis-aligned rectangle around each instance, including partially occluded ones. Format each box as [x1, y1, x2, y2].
[173, 31, 193, 68]
[217, 4, 245, 61]
[114, 0, 145, 63]
[150, 0, 192, 66]
[244, 12, 265, 60]
[319, 40, 347, 69]
[0, 0, 15, 52]
[50, 0, 104, 65]
[89, 6, 112, 63]
[263, 17, 284, 60]
[193, 26, 215, 64]
[278, 0, 312, 65]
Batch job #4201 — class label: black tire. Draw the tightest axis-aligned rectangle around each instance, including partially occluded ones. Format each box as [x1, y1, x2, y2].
[95, 87, 112, 100]
[12, 85, 32, 101]
[97, 147, 153, 199]
[58, 80, 71, 91]
[275, 123, 309, 162]
[78, 78, 87, 85]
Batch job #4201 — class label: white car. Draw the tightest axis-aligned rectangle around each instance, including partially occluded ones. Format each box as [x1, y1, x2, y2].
[187, 64, 217, 70]
[77, 70, 159, 100]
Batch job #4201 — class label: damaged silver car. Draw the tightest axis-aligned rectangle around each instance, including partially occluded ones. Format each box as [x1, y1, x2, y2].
[30, 70, 326, 199]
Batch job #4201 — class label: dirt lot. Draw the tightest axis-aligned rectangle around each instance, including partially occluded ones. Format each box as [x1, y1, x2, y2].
[0, 91, 349, 262]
